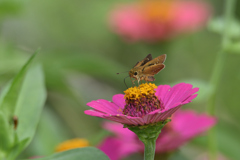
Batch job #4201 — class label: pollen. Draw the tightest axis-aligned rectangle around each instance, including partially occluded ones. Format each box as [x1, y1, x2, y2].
[124, 83, 157, 100]
[123, 83, 164, 117]
[55, 138, 90, 152]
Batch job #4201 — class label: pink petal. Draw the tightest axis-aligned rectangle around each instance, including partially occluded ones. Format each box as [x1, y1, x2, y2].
[98, 137, 122, 160]
[180, 87, 199, 103]
[112, 94, 125, 109]
[185, 93, 198, 102]
[102, 114, 138, 126]
[162, 83, 185, 104]
[109, 5, 145, 41]
[163, 83, 198, 109]
[155, 85, 171, 101]
[173, 1, 211, 32]
[142, 105, 181, 124]
[87, 99, 119, 114]
[103, 122, 135, 138]
[155, 110, 216, 152]
[84, 110, 105, 117]
[164, 83, 192, 106]
[171, 110, 217, 137]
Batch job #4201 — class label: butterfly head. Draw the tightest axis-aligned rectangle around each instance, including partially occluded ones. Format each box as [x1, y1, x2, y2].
[129, 68, 140, 80]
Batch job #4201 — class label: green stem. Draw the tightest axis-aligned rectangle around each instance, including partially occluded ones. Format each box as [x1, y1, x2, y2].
[143, 138, 156, 160]
[125, 120, 169, 160]
[207, 0, 236, 159]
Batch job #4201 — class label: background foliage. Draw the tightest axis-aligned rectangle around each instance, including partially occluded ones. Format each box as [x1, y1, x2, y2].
[0, 0, 240, 159]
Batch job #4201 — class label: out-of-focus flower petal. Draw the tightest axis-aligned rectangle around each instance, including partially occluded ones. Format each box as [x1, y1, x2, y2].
[108, 0, 211, 42]
[99, 110, 216, 158]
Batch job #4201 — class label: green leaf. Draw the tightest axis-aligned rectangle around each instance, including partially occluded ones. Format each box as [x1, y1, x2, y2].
[31, 147, 110, 160]
[226, 41, 240, 54]
[0, 52, 37, 121]
[6, 138, 29, 160]
[0, 111, 14, 157]
[208, 17, 240, 39]
[192, 123, 240, 160]
[0, 51, 45, 159]
[25, 107, 70, 155]
[0, 1, 22, 18]
[41, 52, 128, 89]
[14, 65, 46, 147]
[0, 83, 11, 111]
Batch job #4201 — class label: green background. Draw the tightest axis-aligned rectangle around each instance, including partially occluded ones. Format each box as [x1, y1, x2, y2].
[0, 0, 239, 159]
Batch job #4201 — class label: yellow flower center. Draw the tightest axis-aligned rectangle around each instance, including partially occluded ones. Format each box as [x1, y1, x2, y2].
[123, 83, 163, 117]
[55, 138, 89, 152]
[124, 83, 157, 101]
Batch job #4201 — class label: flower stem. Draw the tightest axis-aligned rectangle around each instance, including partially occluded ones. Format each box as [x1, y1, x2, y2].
[143, 138, 156, 160]
[207, 0, 236, 159]
[125, 120, 169, 160]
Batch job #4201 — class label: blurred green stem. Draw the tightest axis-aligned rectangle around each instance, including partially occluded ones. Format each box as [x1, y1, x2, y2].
[207, 0, 236, 159]
[143, 139, 156, 160]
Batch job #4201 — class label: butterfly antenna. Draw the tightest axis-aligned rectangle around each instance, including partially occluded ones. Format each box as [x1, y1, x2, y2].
[124, 76, 129, 88]
[116, 71, 129, 74]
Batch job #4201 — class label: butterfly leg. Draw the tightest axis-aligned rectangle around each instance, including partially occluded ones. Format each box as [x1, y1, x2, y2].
[137, 79, 142, 93]
[137, 78, 141, 86]
[130, 77, 135, 86]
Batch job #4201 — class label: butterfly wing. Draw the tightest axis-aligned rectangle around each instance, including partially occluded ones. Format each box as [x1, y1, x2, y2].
[142, 64, 165, 75]
[144, 54, 166, 67]
[133, 54, 152, 68]
[145, 76, 155, 81]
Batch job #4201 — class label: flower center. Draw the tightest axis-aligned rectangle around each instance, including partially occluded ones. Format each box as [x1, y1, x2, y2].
[139, 0, 175, 23]
[55, 138, 89, 152]
[123, 83, 164, 117]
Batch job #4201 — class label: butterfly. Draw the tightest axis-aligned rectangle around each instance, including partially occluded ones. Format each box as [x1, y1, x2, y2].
[129, 54, 166, 84]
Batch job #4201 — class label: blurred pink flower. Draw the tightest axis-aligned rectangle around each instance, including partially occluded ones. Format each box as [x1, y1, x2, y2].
[109, 0, 211, 42]
[85, 83, 198, 126]
[99, 110, 216, 160]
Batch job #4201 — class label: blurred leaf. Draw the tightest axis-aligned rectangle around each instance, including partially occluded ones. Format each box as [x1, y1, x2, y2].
[0, 52, 38, 159]
[192, 120, 240, 160]
[89, 129, 110, 146]
[217, 129, 240, 160]
[0, 44, 29, 75]
[6, 138, 29, 160]
[169, 151, 190, 160]
[32, 147, 110, 160]
[14, 65, 46, 146]
[0, 111, 14, 157]
[41, 53, 128, 89]
[0, 51, 46, 159]
[0, 82, 11, 109]
[24, 107, 70, 156]
[208, 17, 240, 39]
[226, 41, 240, 54]
[0, 52, 37, 120]
[172, 79, 212, 102]
[0, 1, 22, 18]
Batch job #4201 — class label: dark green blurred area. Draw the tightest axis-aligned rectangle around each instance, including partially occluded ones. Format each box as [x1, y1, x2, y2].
[0, 0, 240, 159]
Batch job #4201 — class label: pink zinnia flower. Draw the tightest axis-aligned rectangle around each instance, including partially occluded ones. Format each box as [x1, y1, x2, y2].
[84, 83, 198, 126]
[99, 110, 216, 160]
[109, 0, 211, 42]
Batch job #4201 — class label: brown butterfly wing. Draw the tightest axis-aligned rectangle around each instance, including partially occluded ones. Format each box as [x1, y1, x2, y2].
[142, 64, 165, 75]
[144, 54, 166, 67]
[145, 76, 155, 81]
[133, 54, 152, 68]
